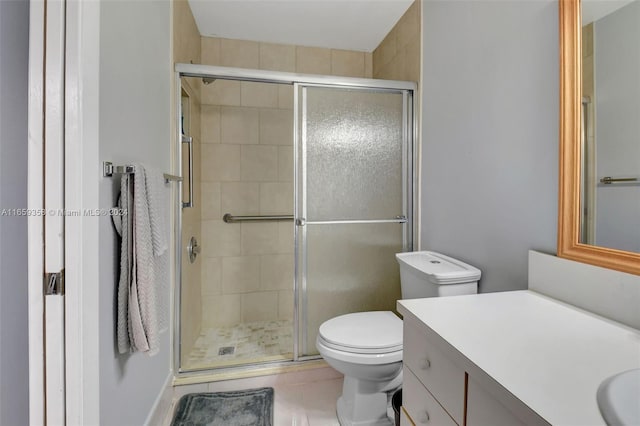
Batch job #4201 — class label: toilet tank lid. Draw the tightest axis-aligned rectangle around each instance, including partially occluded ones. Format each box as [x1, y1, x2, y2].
[395, 251, 481, 284]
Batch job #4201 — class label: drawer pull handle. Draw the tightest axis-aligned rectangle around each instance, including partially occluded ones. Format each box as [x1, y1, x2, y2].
[421, 358, 431, 369]
[419, 410, 430, 423]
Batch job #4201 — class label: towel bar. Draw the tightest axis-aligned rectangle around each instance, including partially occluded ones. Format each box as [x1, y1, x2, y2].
[103, 161, 183, 184]
[600, 176, 638, 185]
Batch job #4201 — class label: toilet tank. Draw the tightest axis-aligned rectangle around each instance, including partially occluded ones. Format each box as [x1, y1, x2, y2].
[395, 251, 481, 299]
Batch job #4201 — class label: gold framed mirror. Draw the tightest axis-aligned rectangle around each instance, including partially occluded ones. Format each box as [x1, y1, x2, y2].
[558, 0, 640, 275]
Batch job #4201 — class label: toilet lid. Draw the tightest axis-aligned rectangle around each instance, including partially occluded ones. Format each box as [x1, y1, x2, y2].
[318, 311, 402, 352]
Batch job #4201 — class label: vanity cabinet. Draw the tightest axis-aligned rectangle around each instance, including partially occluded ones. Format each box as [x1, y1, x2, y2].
[400, 301, 548, 426]
[403, 367, 457, 425]
[400, 406, 415, 426]
[403, 320, 464, 425]
[398, 291, 640, 426]
[465, 376, 525, 426]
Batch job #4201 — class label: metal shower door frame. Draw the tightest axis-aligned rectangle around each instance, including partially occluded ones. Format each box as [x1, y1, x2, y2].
[173, 63, 417, 377]
[293, 83, 415, 359]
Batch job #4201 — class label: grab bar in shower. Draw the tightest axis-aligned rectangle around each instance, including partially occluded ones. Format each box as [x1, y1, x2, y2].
[103, 161, 183, 184]
[223, 213, 294, 223]
[600, 176, 639, 185]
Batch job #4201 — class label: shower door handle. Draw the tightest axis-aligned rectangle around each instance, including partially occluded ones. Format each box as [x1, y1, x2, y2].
[182, 135, 193, 208]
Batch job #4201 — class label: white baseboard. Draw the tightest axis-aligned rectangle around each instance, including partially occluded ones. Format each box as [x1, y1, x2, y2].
[144, 371, 173, 426]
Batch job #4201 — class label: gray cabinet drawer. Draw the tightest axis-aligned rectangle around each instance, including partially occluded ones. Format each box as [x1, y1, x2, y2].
[403, 319, 465, 424]
[403, 366, 458, 426]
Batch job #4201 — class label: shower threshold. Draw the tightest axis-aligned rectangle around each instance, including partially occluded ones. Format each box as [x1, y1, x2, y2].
[182, 319, 294, 371]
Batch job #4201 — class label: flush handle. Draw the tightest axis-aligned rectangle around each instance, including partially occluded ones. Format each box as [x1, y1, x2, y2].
[421, 358, 431, 370]
[419, 410, 430, 423]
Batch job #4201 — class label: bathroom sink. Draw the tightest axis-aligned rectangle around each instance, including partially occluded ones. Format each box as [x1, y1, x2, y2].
[597, 369, 640, 425]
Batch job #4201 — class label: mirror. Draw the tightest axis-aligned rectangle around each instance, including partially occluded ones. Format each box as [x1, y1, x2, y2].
[558, 0, 640, 275]
[580, 0, 640, 253]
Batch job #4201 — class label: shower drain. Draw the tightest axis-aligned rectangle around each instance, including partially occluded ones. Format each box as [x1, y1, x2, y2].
[218, 346, 235, 356]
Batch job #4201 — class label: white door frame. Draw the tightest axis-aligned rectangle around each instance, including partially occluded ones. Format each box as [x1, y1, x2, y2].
[28, 0, 102, 424]
[27, 0, 45, 422]
[64, 0, 101, 424]
[29, 0, 67, 423]
[44, 0, 67, 422]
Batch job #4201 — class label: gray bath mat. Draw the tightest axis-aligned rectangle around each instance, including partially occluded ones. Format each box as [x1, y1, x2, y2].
[171, 387, 273, 426]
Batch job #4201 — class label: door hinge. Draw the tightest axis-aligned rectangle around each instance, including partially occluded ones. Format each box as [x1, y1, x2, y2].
[44, 270, 65, 295]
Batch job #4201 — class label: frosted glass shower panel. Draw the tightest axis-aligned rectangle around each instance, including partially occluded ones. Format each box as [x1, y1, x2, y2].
[303, 87, 405, 221]
[301, 223, 403, 356]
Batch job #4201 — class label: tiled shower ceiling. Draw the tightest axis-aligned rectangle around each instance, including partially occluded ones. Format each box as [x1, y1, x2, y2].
[188, 0, 414, 52]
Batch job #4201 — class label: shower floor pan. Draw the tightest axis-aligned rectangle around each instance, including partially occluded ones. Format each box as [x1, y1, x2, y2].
[182, 319, 294, 371]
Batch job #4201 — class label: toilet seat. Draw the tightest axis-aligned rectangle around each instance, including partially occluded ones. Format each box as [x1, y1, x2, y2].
[316, 335, 403, 365]
[318, 311, 403, 354]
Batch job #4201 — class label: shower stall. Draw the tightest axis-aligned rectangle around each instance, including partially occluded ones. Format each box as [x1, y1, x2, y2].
[174, 64, 416, 375]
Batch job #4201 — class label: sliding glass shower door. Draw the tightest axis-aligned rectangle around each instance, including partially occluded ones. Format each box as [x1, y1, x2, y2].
[295, 85, 413, 357]
[174, 65, 415, 374]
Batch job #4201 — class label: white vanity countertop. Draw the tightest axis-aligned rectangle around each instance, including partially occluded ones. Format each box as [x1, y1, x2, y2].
[397, 290, 640, 425]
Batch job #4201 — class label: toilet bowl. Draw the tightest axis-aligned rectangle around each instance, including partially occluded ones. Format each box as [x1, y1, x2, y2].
[317, 311, 403, 426]
[317, 251, 481, 426]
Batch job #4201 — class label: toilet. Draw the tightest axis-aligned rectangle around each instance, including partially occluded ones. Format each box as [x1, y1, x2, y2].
[316, 251, 481, 426]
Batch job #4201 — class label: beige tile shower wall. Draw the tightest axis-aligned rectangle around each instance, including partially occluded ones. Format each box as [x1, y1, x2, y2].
[372, 0, 421, 82]
[174, 0, 202, 359]
[373, 0, 421, 250]
[201, 37, 373, 78]
[174, 0, 200, 65]
[199, 36, 371, 329]
[199, 82, 294, 328]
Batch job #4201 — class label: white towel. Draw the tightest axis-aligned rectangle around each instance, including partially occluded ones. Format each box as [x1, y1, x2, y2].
[145, 168, 169, 333]
[114, 175, 133, 354]
[114, 164, 169, 355]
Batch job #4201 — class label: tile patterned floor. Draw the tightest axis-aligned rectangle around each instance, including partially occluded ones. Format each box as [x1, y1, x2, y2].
[167, 366, 346, 426]
[183, 320, 294, 370]
[167, 365, 399, 426]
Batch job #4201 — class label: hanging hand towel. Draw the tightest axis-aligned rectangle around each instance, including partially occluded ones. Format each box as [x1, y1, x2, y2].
[114, 175, 133, 354]
[144, 168, 169, 332]
[113, 164, 169, 355]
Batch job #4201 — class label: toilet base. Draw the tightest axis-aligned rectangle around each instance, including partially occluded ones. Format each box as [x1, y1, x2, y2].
[337, 396, 393, 426]
[335, 377, 395, 426]
[336, 396, 393, 426]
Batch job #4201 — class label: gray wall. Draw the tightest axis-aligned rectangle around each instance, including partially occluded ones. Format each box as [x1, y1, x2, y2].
[420, 0, 559, 293]
[98, 1, 172, 424]
[0, 0, 30, 425]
